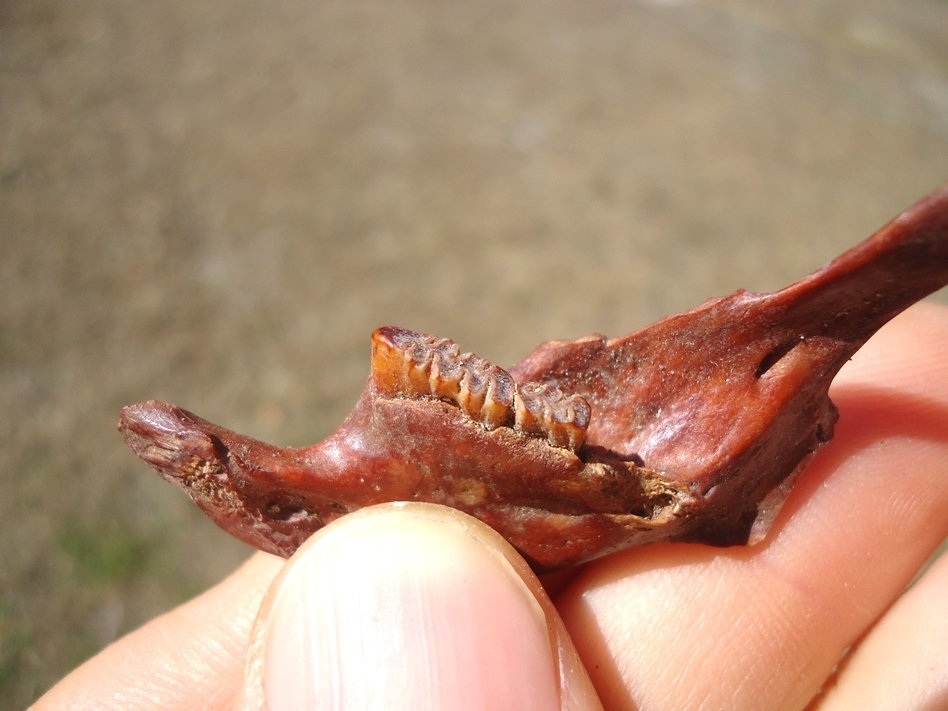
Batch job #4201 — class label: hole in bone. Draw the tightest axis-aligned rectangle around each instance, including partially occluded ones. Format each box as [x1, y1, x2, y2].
[754, 337, 803, 378]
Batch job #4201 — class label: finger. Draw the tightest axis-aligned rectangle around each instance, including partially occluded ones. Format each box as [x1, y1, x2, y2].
[32, 552, 284, 711]
[239, 502, 602, 711]
[816, 549, 948, 710]
[556, 301, 948, 711]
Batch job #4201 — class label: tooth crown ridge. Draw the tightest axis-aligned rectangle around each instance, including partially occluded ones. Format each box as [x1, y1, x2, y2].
[372, 327, 589, 451]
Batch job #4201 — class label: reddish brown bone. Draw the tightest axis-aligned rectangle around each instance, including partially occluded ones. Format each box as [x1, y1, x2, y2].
[120, 186, 948, 570]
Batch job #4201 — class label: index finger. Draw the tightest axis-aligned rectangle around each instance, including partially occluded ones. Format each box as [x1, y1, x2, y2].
[556, 301, 948, 711]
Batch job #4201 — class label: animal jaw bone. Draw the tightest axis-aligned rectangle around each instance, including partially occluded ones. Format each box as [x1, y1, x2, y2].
[119, 185, 948, 571]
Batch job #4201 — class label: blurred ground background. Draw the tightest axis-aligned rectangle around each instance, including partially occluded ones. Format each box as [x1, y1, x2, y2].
[2, 0, 948, 706]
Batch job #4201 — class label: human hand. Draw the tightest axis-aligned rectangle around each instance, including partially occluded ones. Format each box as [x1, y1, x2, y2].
[33, 303, 948, 710]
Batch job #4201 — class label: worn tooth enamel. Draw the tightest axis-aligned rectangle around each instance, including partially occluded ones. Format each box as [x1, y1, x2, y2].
[370, 327, 414, 397]
[442, 348, 465, 398]
[406, 347, 430, 394]
[553, 395, 591, 450]
[514, 382, 590, 450]
[514, 382, 544, 436]
[458, 364, 485, 414]
[482, 368, 515, 428]
[370, 326, 587, 450]
[428, 350, 446, 396]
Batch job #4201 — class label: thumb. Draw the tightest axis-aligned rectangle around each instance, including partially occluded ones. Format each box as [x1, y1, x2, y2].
[238, 502, 601, 711]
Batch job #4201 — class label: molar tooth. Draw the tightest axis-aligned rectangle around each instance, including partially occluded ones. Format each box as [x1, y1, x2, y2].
[458, 363, 486, 414]
[548, 394, 590, 450]
[430, 348, 463, 400]
[514, 382, 589, 451]
[458, 359, 515, 429]
[514, 382, 549, 437]
[481, 369, 515, 428]
[371, 327, 429, 397]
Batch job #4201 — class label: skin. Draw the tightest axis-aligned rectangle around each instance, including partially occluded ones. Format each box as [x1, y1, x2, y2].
[33, 302, 948, 711]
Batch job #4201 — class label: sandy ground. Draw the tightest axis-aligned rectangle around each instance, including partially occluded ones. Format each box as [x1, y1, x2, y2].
[2, 0, 948, 706]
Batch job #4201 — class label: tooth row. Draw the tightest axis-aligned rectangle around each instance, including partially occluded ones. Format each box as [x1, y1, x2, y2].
[371, 327, 589, 451]
[372, 327, 515, 428]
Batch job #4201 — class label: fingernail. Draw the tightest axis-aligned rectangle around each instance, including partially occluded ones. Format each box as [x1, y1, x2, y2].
[262, 504, 561, 711]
